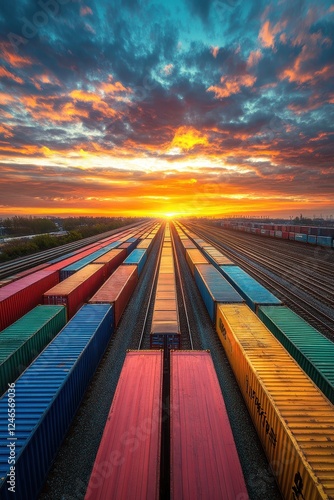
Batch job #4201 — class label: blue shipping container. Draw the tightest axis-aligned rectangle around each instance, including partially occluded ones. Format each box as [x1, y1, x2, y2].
[194, 264, 243, 322]
[307, 235, 317, 244]
[0, 304, 114, 500]
[123, 248, 147, 276]
[294, 233, 307, 243]
[60, 242, 120, 280]
[220, 265, 281, 312]
[317, 236, 333, 247]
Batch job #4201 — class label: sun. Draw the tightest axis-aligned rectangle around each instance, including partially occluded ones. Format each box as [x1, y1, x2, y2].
[163, 212, 177, 219]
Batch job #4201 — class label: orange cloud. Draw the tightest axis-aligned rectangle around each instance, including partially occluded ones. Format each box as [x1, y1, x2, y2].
[211, 46, 219, 58]
[247, 50, 262, 68]
[0, 124, 13, 138]
[259, 20, 286, 48]
[0, 67, 24, 84]
[170, 127, 209, 151]
[70, 89, 102, 102]
[0, 42, 34, 67]
[207, 74, 256, 99]
[0, 93, 15, 105]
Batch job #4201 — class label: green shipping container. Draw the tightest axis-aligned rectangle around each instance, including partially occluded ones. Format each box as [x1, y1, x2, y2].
[0, 305, 66, 394]
[258, 305, 334, 404]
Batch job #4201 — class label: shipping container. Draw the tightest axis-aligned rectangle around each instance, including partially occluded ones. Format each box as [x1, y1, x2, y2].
[289, 232, 296, 240]
[194, 264, 243, 322]
[123, 248, 147, 276]
[317, 236, 333, 247]
[269, 230, 275, 237]
[275, 230, 282, 238]
[85, 351, 162, 500]
[43, 264, 106, 319]
[294, 233, 307, 243]
[93, 248, 127, 275]
[202, 246, 234, 266]
[181, 239, 197, 252]
[0, 304, 114, 500]
[220, 265, 281, 312]
[258, 305, 334, 404]
[185, 248, 209, 275]
[60, 242, 120, 280]
[119, 241, 137, 254]
[170, 351, 248, 500]
[137, 238, 153, 250]
[282, 231, 289, 239]
[216, 303, 334, 500]
[307, 234, 317, 244]
[0, 305, 66, 395]
[89, 264, 138, 325]
[0, 269, 59, 331]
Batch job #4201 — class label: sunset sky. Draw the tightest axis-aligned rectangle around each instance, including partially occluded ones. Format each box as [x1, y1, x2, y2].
[0, 0, 334, 218]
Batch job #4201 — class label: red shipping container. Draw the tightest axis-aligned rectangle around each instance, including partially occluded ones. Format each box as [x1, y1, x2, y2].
[85, 351, 162, 500]
[294, 225, 300, 233]
[289, 232, 296, 240]
[170, 351, 248, 499]
[269, 230, 275, 237]
[255, 228, 261, 234]
[43, 264, 106, 320]
[89, 265, 138, 325]
[93, 248, 127, 277]
[300, 226, 310, 234]
[282, 231, 289, 239]
[0, 270, 59, 331]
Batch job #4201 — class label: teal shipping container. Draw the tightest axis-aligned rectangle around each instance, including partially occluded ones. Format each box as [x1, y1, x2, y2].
[220, 265, 281, 312]
[194, 264, 243, 322]
[258, 305, 334, 404]
[123, 248, 147, 276]
[0, 305, 66, 395]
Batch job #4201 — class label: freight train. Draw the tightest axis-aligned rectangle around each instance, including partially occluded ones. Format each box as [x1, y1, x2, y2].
[221, 221, 334, 248]
[0, 221, 161, 499]
[175, 220, 334, 500]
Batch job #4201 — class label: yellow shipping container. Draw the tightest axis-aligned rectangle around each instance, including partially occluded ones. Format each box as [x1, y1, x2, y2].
[216, 303, 334, 500]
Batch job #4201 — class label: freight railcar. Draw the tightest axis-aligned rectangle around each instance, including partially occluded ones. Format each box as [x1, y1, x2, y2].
[89, 264, 139, 325]
[258, 305, 334, 404]
[150, 224, 180, 351]
[170, 351, 248, 499]
[216, 303, 334, 500]
[85, 351, 163, 500]
[0, 304, 114, 500]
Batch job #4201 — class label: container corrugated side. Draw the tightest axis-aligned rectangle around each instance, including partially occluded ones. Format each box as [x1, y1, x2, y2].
[194, 264, 244, 322]
[216, 303, 334, 500]
[85, 351, 162, 500]
[0, 270, 60, 331]
[220, 265, 281, 312]
[258, 305, 334, 404]
[43, 264, 106, 319]
[93, 248, 127, 276]
[0, 304, 114, 500]
[89, 265, 138, 325]
[317, 236, 333, 247]
[60, 242, 120, 279]
[0, 305, 66, 395]
[170, 351, 248, 500]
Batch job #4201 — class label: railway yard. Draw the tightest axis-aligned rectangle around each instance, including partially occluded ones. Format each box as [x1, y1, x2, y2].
[0, 219, 334, 500]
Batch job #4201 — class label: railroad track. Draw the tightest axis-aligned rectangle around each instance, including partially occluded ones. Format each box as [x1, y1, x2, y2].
[0, 220, 146, 280]
[185, 222, 334, 340]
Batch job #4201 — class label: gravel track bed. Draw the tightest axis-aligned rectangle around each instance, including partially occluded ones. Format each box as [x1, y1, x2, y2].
[39, 232, 163, 500]
[172, 230, 282, 500]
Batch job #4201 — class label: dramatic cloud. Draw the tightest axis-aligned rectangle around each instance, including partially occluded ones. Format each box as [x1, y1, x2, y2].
[0, 0, 333, 217]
